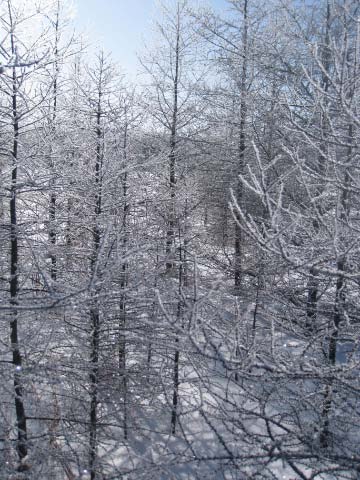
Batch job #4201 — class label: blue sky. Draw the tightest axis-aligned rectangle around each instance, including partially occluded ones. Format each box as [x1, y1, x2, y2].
[74, 0, 228, 78]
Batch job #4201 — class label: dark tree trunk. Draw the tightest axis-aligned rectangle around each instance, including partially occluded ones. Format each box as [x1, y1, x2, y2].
[319, 257, 345, 448]
[320, 122, 352, 448]
[171, 247, 184, 435]
[49, 1, 60, 282]
[234, 0, 248, 293]
[89, 65, 104, 480]
[166, 5, 180, 273]
[171, 210, 188, 434]
[305, 0, 331, 332]
[8, 11, 28, 469]
[119, 115, 129, 440]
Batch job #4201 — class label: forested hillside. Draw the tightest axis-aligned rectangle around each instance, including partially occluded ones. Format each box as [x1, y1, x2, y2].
[0, 0, 360, 478]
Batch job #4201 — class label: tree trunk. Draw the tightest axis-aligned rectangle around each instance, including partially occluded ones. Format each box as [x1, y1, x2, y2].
[89, 68, 104, 480]
[119, 116, 129, 440]
[305, 0, 331, 332]
[320, 122, 352, 448]
[171, 208, 188, 434]
[234, 0, 248, 293]
[171, 246, 184, 434]
[49, 1, 60, 282]
[8, 10, 28, 469]
[166, 4, 180, 274]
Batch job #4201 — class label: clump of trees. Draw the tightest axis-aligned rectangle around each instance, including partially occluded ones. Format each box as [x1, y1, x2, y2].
[0, 0, 359, 478]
